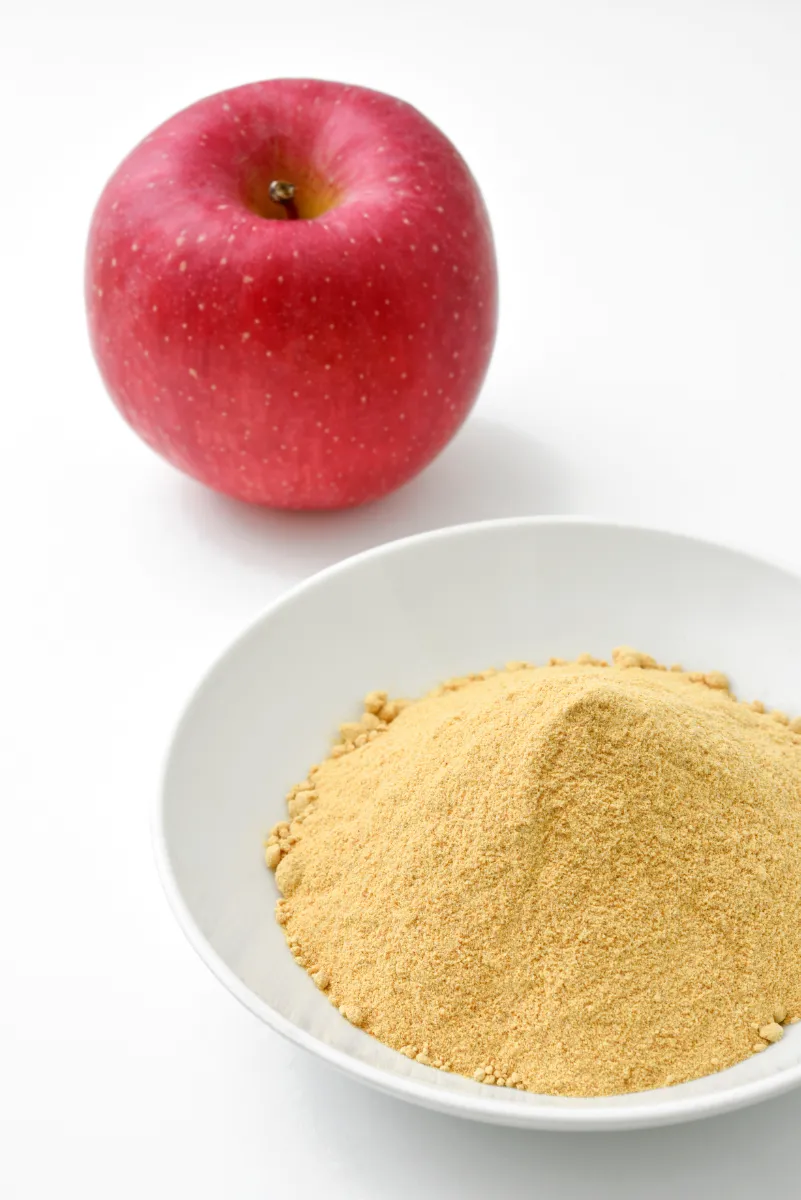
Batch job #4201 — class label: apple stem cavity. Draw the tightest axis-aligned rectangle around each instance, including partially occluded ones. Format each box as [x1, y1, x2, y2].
[269, 180, 300, 220]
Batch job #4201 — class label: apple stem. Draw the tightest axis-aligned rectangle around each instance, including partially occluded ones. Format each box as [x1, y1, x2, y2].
[269, 180, 299, 220]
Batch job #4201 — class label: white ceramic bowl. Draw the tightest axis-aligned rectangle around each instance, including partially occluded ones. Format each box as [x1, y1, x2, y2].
[156, 518, 801, 1130]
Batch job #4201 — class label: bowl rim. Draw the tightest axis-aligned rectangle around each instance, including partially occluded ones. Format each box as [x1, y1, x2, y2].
[153, 515, 801, 1130]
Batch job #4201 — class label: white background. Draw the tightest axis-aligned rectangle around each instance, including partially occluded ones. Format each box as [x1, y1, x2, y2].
[3, 1, 801, 1195]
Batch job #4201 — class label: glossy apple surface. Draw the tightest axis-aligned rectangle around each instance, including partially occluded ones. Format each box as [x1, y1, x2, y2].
[86, 79, 497, 508]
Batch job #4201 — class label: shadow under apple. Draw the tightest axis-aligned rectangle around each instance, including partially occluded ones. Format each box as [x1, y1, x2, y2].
[170, 416, 573, 581]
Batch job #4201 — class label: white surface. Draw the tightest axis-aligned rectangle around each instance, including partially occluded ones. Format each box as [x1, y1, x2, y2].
[158, 519, 801, 1130]
[3, 0, 801, 1193]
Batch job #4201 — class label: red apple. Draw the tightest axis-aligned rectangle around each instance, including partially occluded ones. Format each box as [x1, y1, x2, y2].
[86, 79, 498, 509]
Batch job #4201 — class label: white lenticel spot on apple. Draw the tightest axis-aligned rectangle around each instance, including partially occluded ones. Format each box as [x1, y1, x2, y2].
[176, 236, 185, 247]
[179, 261, 187, 271]
[197, 234, 206, 243]
[243, 276, 254, 283]
[241, 332, 250, 342]
[277, 276, 283, 283]
[132, 243, 139, 251]
[310, 296, 317, 303]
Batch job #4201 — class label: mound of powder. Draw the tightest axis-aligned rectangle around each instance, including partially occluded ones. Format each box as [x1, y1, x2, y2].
[266, 651, 801, 1096]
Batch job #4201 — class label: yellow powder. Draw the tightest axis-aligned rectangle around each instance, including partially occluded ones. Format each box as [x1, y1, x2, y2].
[266, 650, 801, 1097]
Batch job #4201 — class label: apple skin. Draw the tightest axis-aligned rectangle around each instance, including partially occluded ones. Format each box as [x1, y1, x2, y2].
[86, 80, 497, 509]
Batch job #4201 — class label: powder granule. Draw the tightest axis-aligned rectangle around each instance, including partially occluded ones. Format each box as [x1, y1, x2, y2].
[267, 654, 801, 1097]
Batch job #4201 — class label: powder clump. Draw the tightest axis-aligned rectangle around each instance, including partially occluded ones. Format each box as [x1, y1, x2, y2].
[267, 654, 801, 1096]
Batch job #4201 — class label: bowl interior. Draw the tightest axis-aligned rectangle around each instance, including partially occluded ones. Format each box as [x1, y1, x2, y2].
[159, 520, 801, 1128]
